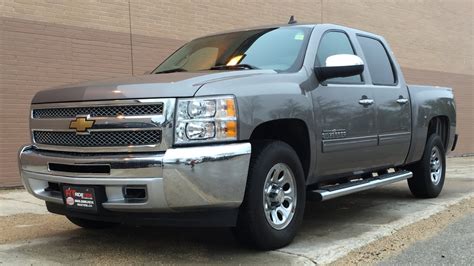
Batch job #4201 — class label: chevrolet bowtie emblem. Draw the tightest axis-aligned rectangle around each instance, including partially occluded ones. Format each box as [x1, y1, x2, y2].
[69, 116, 95, 133]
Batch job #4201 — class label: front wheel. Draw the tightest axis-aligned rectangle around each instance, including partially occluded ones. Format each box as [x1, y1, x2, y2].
[234, 141, 305, 250]
[407, 134, 446, 198]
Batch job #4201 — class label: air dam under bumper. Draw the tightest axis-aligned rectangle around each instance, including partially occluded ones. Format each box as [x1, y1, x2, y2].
[18, 143, 251, 212]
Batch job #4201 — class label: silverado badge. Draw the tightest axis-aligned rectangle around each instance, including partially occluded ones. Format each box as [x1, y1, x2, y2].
[69, 116, 95, 133]
[322, 129, 347, 140]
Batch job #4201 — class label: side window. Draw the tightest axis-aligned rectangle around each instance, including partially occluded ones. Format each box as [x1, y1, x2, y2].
[357, 36, 396, 85]
[316, 31, 362, 83]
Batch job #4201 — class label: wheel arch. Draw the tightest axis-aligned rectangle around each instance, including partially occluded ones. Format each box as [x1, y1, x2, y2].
[426, 115, 450, 150]
[249, 118, 312, 180]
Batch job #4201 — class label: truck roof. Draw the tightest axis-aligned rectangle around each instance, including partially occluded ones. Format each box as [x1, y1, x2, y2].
[197, 23, 383, 42]
[197, 23, 317, 39]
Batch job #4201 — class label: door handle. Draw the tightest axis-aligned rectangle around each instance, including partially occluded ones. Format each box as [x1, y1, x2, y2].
[359, 98, 374, 106]
[396, 98, 409, 104]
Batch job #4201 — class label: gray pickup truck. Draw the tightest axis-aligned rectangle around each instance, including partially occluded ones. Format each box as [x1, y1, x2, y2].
[19, 23, 457, 250]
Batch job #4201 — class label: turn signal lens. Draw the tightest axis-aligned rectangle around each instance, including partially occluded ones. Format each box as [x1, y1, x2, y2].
[225, 99, 236, 117]
[225, 121, 237, 138]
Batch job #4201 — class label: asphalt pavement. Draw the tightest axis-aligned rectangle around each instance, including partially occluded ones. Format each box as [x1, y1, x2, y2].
[380, 213, 474, 265]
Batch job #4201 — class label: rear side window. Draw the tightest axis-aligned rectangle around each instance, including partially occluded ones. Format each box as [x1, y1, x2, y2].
[357, 36, 396, 85]
[316, 31, 362, 83]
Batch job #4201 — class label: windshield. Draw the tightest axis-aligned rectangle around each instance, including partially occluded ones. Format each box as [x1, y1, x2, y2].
[153, 27, 311, 73]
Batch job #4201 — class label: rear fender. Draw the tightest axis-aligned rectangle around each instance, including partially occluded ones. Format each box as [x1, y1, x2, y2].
[406, 86, 456, 164]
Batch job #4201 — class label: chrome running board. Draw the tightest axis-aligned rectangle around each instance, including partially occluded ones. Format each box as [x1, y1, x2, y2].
[309, 170, 413, 201]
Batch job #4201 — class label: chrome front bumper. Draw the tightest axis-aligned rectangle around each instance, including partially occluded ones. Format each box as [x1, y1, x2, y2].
[18, 143, 251, 212]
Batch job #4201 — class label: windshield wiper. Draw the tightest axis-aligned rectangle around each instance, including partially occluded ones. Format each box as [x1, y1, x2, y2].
[154, 68, 187, 74]
[210, 64, 259, 70]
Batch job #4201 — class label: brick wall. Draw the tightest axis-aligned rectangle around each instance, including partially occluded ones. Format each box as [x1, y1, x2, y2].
[0, 0, 472, 187]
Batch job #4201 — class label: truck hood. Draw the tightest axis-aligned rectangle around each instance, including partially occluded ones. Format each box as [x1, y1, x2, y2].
[32, 70, 276, 104]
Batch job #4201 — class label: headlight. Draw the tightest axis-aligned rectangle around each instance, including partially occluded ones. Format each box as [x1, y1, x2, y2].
[175, 95, 237, 144]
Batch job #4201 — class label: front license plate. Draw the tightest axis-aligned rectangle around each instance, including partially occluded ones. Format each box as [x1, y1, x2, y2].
[62, 185, 98, 213]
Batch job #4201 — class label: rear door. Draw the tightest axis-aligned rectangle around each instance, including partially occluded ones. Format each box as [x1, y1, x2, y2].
[356, 35, 411, 166]
[312, 30, 378, 176]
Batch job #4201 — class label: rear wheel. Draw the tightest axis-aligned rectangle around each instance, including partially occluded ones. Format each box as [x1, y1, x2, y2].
[407, 134, 446, 198]
[67, 216, 119, 229]
[234, 141, 305, 250]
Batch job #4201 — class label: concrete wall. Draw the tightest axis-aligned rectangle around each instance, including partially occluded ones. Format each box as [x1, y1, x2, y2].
[0, 0, 472, 186]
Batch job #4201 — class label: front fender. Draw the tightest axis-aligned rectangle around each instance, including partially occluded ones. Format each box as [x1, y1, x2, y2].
[194, 72, 317, 177]
[194, 73, 315, 140]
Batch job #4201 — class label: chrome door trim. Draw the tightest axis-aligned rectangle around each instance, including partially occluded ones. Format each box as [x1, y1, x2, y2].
[378, 132, 411, 146]
[322, 135, 378, 153]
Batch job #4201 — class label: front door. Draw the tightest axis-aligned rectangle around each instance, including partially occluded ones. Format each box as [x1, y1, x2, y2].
[312, 30, 378, 176]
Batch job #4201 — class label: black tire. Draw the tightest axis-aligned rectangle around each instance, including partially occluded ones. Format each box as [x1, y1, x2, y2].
[234, 141, 306, 250]
[407, 134, 446, 198]
[66, 216, 119, 229]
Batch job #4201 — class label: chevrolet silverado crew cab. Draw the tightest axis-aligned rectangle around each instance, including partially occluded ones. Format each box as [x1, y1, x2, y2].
[19, 23, 457, 250]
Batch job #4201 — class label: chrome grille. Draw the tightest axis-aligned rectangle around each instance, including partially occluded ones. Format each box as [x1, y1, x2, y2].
[30, 99, 174, 153]
[33, 130, 162, 147]
[33, 104, 163, 118]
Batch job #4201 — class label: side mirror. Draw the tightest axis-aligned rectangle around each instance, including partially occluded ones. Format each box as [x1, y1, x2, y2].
[314, 54, 364, 82]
